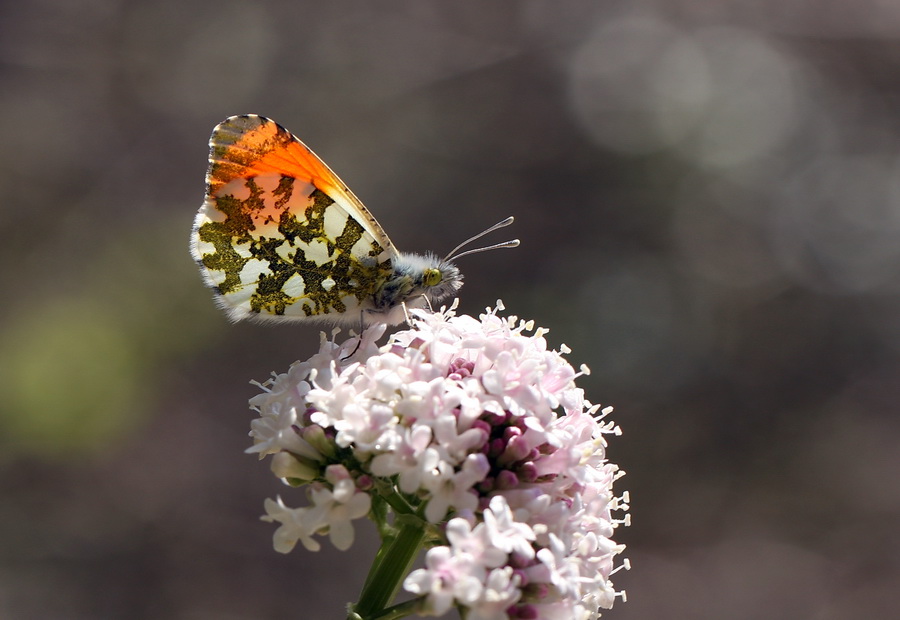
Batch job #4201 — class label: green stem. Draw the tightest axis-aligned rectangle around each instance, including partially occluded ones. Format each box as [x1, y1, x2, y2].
[367, 598, 425, 620]
[372, 477, 417, 516]
[350, 516, 427, 619]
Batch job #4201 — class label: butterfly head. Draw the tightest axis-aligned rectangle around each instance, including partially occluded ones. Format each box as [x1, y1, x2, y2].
[385, 252, 463, 308]
[366, 217, 518, 324]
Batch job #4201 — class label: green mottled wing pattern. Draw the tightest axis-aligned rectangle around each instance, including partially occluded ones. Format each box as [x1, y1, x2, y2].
[190, 115, 395, 324]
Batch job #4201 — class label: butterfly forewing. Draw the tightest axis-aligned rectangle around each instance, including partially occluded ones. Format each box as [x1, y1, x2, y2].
[191, 115, 396, 323]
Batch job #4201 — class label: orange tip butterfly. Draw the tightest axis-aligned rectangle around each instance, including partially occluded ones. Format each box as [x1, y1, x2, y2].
[190, 115, 518, 325]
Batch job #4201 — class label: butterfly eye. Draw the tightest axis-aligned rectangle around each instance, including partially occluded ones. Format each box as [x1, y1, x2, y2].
[423, 268, 442, 287]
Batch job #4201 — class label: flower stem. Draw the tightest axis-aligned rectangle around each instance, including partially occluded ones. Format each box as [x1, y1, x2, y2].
[350, 515, 427, 619]
[363, 598, 424, 620]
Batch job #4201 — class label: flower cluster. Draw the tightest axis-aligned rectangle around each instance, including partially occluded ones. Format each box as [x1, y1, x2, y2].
[248, 302, 629, 619]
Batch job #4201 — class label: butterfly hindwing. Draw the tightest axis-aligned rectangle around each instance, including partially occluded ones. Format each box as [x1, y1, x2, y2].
[191, 115, 396, 323]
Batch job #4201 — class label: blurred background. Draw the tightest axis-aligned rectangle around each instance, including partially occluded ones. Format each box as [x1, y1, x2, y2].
[2, 0, 899, 618]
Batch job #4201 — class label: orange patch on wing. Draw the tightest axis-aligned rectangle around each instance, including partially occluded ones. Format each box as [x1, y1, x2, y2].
[208, 117, 344, 199]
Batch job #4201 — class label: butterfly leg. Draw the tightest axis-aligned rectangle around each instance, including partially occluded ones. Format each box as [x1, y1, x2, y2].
[401, 295, 432, 325]
[341, 311, 366, 360]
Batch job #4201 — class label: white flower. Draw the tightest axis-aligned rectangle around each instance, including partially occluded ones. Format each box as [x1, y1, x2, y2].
[261, 496, 321, 553]
[444, 517, 506, 570]
[248, 302, 629, 617]
[467, 567, 521, 620]
[404, 546, 487, 616]
[481, 496, 536, 560]
[368, 425, 437, 494]
[422, 452, 490, 523]
[247, 400, 321, 459]
[306, 465, 371, 551]
[408, 515, 523, 620]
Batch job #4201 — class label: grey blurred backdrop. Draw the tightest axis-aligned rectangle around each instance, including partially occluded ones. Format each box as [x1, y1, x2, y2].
[2, 1, 899, 619]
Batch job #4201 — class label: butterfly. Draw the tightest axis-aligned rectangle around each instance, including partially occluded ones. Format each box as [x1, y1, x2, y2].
[190, 115, 518, 325]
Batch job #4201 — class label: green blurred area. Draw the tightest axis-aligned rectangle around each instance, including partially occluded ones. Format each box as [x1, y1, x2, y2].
[1, 300, 143, 453]
[0, 219, 219, 457]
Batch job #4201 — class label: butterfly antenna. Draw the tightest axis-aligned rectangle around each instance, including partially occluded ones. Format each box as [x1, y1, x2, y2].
[444, 216, 520, 262]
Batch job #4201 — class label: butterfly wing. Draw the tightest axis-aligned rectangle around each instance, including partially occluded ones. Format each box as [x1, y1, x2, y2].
[191, 115, 397, 323]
